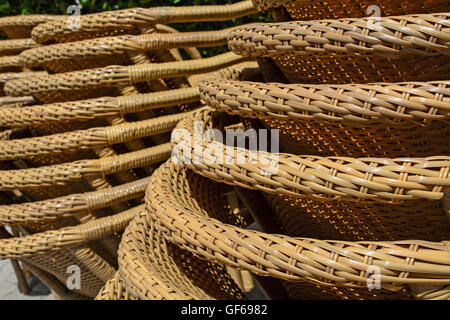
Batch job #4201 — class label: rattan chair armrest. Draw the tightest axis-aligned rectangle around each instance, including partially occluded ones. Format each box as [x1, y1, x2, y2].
[5, 52, 248, 97]
[0, 14, 65, 39]
[0, 204, 143, 259]
[95, 272, 136, 300]
[0, 110, 194, 160]
[0, 143, 171, 190]
[0, 38, 39, 55]
[0, 177, 150, 225]
[0, 96, 35, 106]
[0, 55, 21, 69]
[31, 1, 257, 43]
[145, 161, 450, 292]
[20, 26, 239, 68]
[0, 87, 199, 128]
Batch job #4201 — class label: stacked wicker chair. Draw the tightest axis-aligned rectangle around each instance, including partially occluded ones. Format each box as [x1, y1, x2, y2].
[0, 0, 262, 299]
[98, 0, 450, 300]
[0, 13, 66, 295]
[0, 15, 60, 100]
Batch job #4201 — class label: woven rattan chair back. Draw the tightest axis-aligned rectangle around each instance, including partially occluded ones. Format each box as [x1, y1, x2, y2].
[144, 159, 450, 300]
[228, 13, 450, 84]
[171, 108, 450, 242]
[252, 0, 449, 21]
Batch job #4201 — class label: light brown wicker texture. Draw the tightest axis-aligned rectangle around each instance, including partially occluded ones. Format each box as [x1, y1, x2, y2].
[0, 204, 142, 259]
[0, 176, 150, 226]
[95, 272, 135, 300]
[0, 95, 35, 106]
[0, 62, 259, 300]
[0, 207, 140, 299]
[0, 6, 257, 299]
[252, 0, 449, 20]
[0, 14, 64, 39]
[0, 38, 39, 56]
[229, 14, 450, 59]
[0, 54, 21, 72]
[116, 209, 247, 300]
[174, 109, 450, 202]
[0, 71, 46, 96]
[31, 1, 257, 43]
[0, 61, 259, 128]
[0, 110, 195, 160]
[145, 160, 450, 300]
[228, 13, 450, 83]
[0, 142, 171, 190]
[113, 165, 251, 300]
[171, 109, 450, 242]
[4, 52, 249, 103]
[0, 87, 198, 128]
[20, 26, 243, 72]
[18, 24, 202, 74]
[199, 80, 450, 157]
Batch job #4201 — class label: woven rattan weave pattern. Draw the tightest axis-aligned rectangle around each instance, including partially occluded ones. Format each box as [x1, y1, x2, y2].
[252, 0, 450, 20]
[4, 52, 249, 103]
[145, 160, 450, 299]
[0, 14, 64, 39]
[0, 39, 39, 56]
[170, 109, 450, 243]
[200, 80, 450, 157]
[228, 13, 450, 83]
[31, 1, 257, 43]
[20, 26, 241, 73]
[115, 164, 250, 300]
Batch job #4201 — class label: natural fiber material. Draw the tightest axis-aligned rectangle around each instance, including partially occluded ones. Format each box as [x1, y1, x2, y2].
[229, 14, 450, 59]
[0, 71, 46, 96]
[19, 24, 186, 73]
[4, 52, 249, 103]
[0, 205, 142, 298]
[0, 205, 142, 259]
[115, 169, 249, 300]
[0, 142, 171, 190]
[0, 61, 258, 300]
[0, 62, 259, 128]
[20, 26, 239, 70]
[201, 80, 450, 123]
[0, 177, 150, 226]
[95, 272, 135, 300]
[171, 109, 450, 242]
[145, 160, 450, 299]
[0, 14, 64, 39]
[0, 87, 198, 128]
[174, 109, 450, 202]
[0, 55, 21, 72]
[199, 80, 450, 157]
[0, 12, 259, 300]
[252, 0, 449, 20]
[228, 13, 450, 83]
[31, 1, 257, 43]
[0, 110, 194, 160]
[0, 38, 39, 56]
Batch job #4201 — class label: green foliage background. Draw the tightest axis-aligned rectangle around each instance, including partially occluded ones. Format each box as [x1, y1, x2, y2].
[0, 0, 271, 56]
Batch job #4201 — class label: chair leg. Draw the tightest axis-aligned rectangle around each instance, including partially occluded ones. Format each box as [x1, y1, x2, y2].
[234, 187, 290, 300]
[10, 259, 30, 294]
